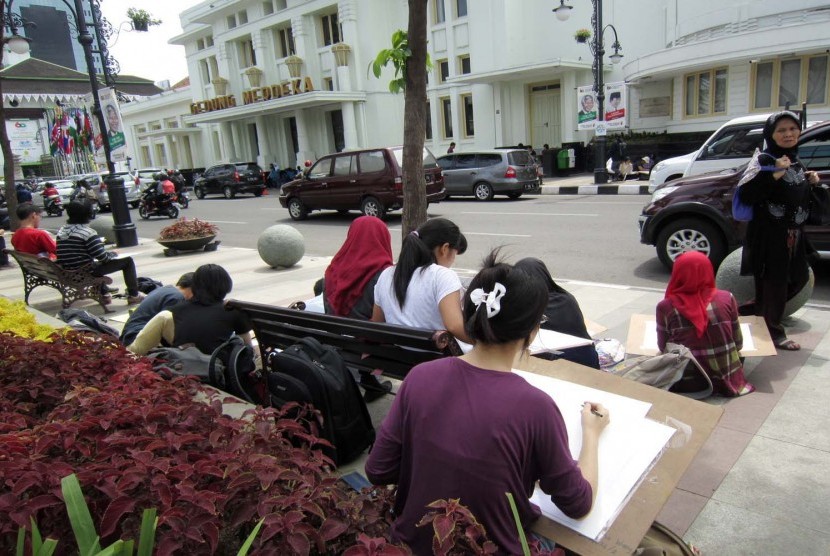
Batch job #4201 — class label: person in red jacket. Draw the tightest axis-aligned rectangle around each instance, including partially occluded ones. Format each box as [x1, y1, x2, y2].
[11, 203, 57, 260]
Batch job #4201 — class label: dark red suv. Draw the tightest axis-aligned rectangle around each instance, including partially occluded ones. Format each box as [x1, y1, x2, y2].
[639, 119, 830, 269]
[278, 146, 446, 220]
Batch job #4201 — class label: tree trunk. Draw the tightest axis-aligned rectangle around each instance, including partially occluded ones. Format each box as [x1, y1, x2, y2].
[401, 0, 429, 238]
[0, 0, 22, 231]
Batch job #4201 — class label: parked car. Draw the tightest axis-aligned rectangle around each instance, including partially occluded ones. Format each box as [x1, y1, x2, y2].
[136, 168, 162, 189]
[639, 119, 830, 269]
[193, 163, 266, 199]
[279, 146, 446, 220]
[436, 149, 539, 200]
[97, 172, 142, 209]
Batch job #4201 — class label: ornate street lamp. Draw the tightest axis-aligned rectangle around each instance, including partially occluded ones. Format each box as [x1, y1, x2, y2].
[554, 0, 623, 184]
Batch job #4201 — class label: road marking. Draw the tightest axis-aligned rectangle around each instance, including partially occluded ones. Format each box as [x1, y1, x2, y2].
[205, 220, 248, 224]
[460, 211, 597, 217]
[388, 228, 531, 238]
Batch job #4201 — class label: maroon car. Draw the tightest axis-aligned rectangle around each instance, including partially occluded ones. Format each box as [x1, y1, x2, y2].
[639, 119, 830, 269]
[278, 146, 446, 220]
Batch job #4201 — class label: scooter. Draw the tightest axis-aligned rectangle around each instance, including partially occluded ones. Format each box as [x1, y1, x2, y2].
[69, 185, 99, 218]
[174, 189, 190, 209]
[138, 190, 180, 220]
[42, 192, 64, 217]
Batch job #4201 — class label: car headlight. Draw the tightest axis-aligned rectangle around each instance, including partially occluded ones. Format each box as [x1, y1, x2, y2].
[652, 161, 666, 173]
[650, 185, 680, 203]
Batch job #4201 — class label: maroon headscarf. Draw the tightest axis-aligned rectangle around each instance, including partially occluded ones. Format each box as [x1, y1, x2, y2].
[324, 216, 393, 317]
[665, 251, 717, 338]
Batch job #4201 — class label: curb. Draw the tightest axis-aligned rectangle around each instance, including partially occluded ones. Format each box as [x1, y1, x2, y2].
[539, 183, 651, 195]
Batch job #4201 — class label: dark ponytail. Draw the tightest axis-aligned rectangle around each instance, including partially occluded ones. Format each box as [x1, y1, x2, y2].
[392, 218, 467, 307]
[463, 249, 548, 347]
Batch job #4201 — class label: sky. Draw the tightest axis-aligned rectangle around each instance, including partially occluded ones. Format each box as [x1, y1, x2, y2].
[99, 1, 203, 85]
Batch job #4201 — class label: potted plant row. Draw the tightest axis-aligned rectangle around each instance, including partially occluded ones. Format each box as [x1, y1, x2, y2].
[157, 217, 220, 256]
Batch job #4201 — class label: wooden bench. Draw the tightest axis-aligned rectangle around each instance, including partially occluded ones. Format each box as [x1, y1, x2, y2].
[225, 299, 462, 381]
[4, 249, 113, 312]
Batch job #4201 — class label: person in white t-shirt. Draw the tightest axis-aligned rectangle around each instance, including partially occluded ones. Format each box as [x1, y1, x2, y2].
[373, 218, 471, 343]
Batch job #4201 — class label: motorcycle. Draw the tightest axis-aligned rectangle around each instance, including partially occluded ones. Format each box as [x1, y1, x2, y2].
[138, 190, 180, 220]
[42, 193, 64, 217]
[69, 185, 99, 218]
[174, 189, 190, 209]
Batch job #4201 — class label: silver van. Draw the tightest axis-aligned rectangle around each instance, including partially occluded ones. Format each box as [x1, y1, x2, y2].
[437, 149, 538, 200]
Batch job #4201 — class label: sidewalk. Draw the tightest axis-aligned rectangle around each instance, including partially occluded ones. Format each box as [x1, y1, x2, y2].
[539, 172, 653, 195]
[1, 239, 828, 554]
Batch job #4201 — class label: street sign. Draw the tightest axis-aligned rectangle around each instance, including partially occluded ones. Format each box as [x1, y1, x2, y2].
[595, 122, 608, 136]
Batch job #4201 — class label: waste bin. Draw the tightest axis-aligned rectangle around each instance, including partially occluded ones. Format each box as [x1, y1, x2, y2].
[557, 149, 571, 177]
[542, 149, 556, 177]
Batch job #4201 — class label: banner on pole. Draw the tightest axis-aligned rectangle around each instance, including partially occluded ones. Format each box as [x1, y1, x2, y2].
[577, 85, 597, 130]
[604, 81, 627, 130]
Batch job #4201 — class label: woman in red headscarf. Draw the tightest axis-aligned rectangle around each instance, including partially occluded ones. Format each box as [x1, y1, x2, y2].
[323, 216, 394, 401]
[656, 251, 754, 397]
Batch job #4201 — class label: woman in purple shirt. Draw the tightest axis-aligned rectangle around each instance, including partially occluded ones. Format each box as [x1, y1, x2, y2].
[366, 251, 609, 554]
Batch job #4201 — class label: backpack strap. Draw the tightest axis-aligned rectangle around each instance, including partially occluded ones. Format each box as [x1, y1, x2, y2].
[295, 336, 327, 358]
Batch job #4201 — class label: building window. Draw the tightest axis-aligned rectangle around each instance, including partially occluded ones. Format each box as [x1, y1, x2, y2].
[458, 55, 470, 75]
[752, 55, 829, 110]
[437, 59, 449, 83]
[455, 0, 467, 18]
[205, 35, 214, 47]
[320, 11, 341, 46]
[426, 101, 432, 140]
[263, 1, 274, 15]
[323, 77, 334, 90]
[276, 0, 287, 9]
[196, 38, 205, 50]
[440, 97, 453, 138]
[684, 68, 727, 117]
[238, 10, 248, 25]
[461, 94, 474, 137]
[199, 55, 218, 84]
[275, 25, 295, 57]
[238, 37, 257, 68]
[227, 14, 237, 29]
[434, 0, 446, 24]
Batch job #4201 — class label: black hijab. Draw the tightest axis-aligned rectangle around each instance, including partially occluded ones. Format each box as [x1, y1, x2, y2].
[514, 258, 591, 340]
[762, 111, 801, 159]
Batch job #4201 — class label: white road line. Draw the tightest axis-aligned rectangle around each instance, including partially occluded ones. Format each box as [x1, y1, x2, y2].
[460, 211, 597, 217]
[388, 228, 531, 238]
[206, 220, 248, 224]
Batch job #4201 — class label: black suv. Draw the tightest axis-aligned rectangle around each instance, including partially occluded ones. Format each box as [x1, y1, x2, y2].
[193, 162, 266, 199]
[639, 119, 830, 269]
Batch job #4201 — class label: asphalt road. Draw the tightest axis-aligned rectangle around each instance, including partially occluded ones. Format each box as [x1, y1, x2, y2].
[80, 193, 830, 305]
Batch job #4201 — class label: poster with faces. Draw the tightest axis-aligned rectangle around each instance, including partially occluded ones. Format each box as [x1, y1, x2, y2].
[577, 85, 597, 130]
[604, 82, 627, 130]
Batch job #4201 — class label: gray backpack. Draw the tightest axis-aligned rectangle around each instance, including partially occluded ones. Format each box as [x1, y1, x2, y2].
[607, 343, 713, 399]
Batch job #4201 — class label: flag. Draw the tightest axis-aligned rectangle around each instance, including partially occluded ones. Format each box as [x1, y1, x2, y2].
[61, 128, 74, 155]
[81, 108, 93, 147]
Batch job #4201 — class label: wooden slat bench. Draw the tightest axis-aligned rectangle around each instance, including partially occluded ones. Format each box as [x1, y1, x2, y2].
[225, 299, 462, 381]
[4, 249, 113, 312]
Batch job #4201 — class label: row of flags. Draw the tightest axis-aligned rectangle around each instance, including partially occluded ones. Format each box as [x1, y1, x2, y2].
[48, 105, 94, 156]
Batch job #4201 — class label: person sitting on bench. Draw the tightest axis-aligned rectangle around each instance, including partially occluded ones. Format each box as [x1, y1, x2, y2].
[11, 203, 57, 260]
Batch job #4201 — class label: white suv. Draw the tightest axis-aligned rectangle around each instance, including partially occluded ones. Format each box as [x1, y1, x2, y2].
[648, 114, 773, 192]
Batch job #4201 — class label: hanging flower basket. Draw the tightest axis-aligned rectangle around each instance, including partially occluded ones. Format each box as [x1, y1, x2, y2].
[574, 29, 592, 43]
[127, 8, 162, 33]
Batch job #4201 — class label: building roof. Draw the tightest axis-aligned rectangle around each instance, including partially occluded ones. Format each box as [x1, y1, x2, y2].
[0, 57, 163, 98]
[172, 76, 190, 89]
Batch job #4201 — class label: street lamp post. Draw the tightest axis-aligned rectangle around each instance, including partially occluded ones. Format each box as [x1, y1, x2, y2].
[554, 0, 623, 185]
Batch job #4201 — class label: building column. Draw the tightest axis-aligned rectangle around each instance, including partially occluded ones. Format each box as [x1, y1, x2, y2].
[147, 141, 157, 167]
[163, 136, 175, 168]
[336, 65, 358, 150]
[220, 121, 237, 161]
[255, 115, 272, 167]
[294, 109, 312, 164]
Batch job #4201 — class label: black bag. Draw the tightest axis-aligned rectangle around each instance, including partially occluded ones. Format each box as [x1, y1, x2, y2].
[137, 276, 164, 294]
[147, 344, 217, 382]
[265, 337, 375, 466]
[57, 308, 120, 338]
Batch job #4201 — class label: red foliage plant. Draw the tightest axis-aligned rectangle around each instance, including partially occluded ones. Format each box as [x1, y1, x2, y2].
[0, 332, 402, 555]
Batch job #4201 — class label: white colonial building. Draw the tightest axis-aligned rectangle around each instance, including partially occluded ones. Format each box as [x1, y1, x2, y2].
[119, 0, 830, 170]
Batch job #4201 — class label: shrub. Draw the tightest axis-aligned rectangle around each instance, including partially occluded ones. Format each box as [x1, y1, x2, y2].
[0, 299, 59, 341]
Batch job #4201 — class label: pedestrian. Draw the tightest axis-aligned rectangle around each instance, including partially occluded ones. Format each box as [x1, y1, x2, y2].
[447, 141, 456, 154]
[10, 203, 57, 260]
[119, 272, 194, 346]
[657, 251, 753, 396]
[56, 201, 143, 304]
[736, 110, 821, 351]
[267, 163, 280, 188]
[16, 183, 32, 204]
[366, 250, 609, 554]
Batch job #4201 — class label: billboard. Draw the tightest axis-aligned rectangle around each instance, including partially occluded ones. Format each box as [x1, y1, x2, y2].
[577, 82, 628, 131]
[577, 85, 597, 130]
[89, 87, 128, 164]
[6, 119, 44, 164]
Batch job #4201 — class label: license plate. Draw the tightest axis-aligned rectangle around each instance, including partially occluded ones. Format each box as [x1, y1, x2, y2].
[524, 183, 534, 190]
[425, 175, 433, 184]
[248, 177, 257, 182]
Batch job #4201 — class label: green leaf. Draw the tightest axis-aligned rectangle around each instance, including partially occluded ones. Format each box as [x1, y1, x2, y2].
[61, 474, 102, 555]
[31, 518, 43, 554]
[35, 539, 58, 556]
[121, 539, 134, 556]
[237, 518, 264, 556]
[505, 493, 531, 556]
[83, 536, 102, 556]
[94, 540, 125, 556]
[16, 528, 25, 556]
[136, 509, 157, 556]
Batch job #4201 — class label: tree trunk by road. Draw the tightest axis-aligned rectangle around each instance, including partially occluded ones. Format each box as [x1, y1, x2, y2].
[401, 0, 428, 237]
[0, 0, 22, 230]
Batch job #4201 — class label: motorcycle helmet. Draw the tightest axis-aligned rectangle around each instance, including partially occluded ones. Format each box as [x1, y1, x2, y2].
[155, 172, 168, 181]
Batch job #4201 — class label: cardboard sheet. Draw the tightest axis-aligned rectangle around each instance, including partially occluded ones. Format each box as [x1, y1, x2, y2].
[458, 328, 593, 356]
[626, 314, 776, 357]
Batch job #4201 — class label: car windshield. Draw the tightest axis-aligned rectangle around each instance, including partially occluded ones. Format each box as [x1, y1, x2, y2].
[508, 151, 533, 165]
[236, 163, 261, 173]
[391, 147, 438, 169]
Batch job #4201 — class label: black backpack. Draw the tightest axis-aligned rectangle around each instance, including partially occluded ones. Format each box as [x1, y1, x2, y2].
[265, 337, 375, 466]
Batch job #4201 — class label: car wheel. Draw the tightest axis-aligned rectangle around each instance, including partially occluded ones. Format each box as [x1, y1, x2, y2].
[167, 205, 180, 219]
[360, 196, 386, 219]
[287, 198, 308, 220]
[138, 204, 149, 220]
[507, 192, 522, 200]
[253, 189, 264, 197]
[195, 187, 206, 199]
[223, 186, 235, 199]
[473, 182, 494, 201]
[656, 218, 726, 270]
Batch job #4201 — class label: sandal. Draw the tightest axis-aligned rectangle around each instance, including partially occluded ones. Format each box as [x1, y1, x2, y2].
[776, 339, 801, 351]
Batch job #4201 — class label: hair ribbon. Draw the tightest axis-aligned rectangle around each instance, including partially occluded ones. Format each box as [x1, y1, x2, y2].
[470, 282, 506, 318]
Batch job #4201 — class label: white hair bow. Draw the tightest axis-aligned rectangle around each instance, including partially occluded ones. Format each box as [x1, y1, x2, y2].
[469, 282, 507, 318]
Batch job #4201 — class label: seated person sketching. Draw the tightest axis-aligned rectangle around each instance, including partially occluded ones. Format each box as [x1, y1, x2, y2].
[514, 257, 600, 369]
[656, 251, 754, 397]
[11, 203, 57, 260]
[120, 273, 194, 346]
[56, 200, 142, 304]
[366, 251, 609, 554]
[128, 264, 252, 356]
[372, 217, 471, 344]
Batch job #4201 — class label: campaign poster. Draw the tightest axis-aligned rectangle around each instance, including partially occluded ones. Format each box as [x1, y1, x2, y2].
[604, 82, 627, 130]
[577, 85, 597, 130]
[92, 87, 128, 162]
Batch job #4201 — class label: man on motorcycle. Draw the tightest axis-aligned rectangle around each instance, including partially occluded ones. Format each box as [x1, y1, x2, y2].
[41, 182, 62, 215]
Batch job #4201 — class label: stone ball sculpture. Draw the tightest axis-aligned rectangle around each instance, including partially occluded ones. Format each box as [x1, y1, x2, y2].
[257, 224, 305, 268]
[715, 247, 814, 317]
[89, 214, 117, 245]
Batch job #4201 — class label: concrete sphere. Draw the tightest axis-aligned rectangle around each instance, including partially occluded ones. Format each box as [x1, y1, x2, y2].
[257, 225, 305, 268]
[715, 247, 814, 317]
[89, 214, 117, 245]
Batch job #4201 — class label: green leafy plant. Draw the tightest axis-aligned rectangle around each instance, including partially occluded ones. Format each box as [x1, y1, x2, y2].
[370, 30, 432, 94]
[126, 8, 162, 32]
[574, 28, 591, 42]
